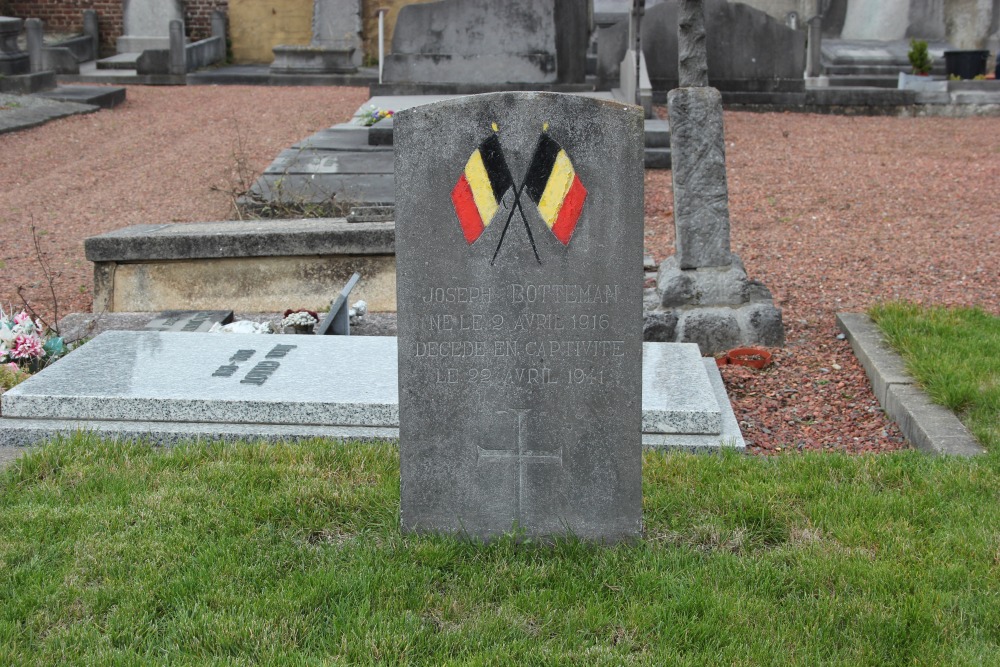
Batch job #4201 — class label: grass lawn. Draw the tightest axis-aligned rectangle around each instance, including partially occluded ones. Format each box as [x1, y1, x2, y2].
[2, 437, 1000, 665]
[870, 302, 999, 450]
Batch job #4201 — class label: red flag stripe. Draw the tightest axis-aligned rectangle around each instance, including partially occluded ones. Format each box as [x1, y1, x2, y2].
[550, 174, 587, 245]
[451, 173, 486, 244]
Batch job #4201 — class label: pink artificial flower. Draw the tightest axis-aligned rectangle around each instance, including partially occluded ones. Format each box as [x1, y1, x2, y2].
[5, 362, 19, 373]
[13, 311, 31, 326]
[10, 334, 44, 359]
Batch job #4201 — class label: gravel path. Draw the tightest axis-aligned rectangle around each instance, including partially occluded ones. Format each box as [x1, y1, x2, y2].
[1, 86, 997, 454]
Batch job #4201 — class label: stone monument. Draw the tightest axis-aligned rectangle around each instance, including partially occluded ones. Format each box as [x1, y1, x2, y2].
[117, 0, 184, 54]
[383, 0, 560, 85]
[648, 0, 784, 355]
[0, 16, 29, 77]
[395, 92, 645, 541]
[599, 0, 805, 95]
[618, 0, 653, 117]
[271, 0, 361, 74]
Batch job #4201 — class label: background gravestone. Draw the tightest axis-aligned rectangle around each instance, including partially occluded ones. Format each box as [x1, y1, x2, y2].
[647, 0, 784, 355]
[597, 0, 805, 94]
[271, 0, 361, 74]
[118, 0, 184, 54]
[396, 92, 644, 542]
[0, 17, 29, 76]
[383, 0, 585, 85]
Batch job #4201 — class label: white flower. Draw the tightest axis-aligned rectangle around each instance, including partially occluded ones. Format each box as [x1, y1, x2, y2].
[280, 311, 318, 328]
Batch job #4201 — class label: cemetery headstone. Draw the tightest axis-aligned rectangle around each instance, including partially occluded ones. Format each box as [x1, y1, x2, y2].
[271, 0, 361, 74]
[118, 0, 184, 54]
[0, 17, 29, 77]
[649, 0, 784, 355]
[618, 0, 653, 117]
[383, 0, 559, 85]
[144, 310, 234, 333]
[600, 0, 805, 94]
[395, 92, 645, 541]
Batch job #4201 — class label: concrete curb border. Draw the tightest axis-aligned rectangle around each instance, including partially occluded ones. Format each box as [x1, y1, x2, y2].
[836, 312, 986, 457]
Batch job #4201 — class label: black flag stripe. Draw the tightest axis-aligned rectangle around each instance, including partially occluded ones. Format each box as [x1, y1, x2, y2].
[523, 134, 562, 204]
[479, 134, 514, 202]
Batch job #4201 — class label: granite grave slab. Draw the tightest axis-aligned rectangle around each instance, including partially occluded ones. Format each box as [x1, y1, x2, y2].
[395, 92, 645, 541]
[0, 333, 743, 451]
[1, 331, 398, 427]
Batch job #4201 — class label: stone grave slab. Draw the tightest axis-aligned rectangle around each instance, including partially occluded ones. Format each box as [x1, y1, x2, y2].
[144, 310, 233, 333]
[394, 92, 645, 541]
[0, 333, 743, 451]
[1, 331, 398, 427]
[642, 343, 720, 434]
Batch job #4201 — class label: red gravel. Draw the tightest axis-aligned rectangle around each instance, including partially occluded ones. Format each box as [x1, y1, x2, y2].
[1, 87, 998, 454]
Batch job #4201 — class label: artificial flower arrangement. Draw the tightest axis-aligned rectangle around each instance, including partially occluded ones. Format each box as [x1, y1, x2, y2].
[280, 309, 319, 333]
[357, 105, 394, 126]
[0, 305, 66, 375]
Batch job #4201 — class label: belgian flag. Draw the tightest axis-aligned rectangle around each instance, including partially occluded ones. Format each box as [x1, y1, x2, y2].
[451, 134, 514, 244]
[523, 132, 587, 245]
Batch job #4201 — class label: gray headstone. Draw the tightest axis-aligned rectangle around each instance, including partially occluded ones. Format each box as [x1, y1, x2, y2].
[678, 0, 708, 87]
[395, 92, 645, 542]
[602, 1, 806, 93]
[144, 310, 234, 333]
[313, 0, 361, 50]
[0, 17, 29, 77]
[25, 18, 44, 74]
[384, 0, 558, 84]
[668, 86, 731, 269]
[118, 0, 183, 53]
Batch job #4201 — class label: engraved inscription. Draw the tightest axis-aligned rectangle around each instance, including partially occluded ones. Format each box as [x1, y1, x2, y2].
[181, 312, 215, 332]
[412, 282, 625, 388]
[266, 344, 297, 359]
[241, 360, 280, 386]
[212, 349, 256, 377]
[212, 344, 297, 385]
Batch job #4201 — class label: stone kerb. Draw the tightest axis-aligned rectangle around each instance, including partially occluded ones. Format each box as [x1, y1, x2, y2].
[395, 92, 644, 541]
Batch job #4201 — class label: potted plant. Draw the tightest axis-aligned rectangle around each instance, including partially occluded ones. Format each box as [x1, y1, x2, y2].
[899, 39, 945, 91]
[908, 39, 932, 75]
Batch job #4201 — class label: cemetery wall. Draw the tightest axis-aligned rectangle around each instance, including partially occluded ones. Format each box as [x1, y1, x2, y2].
[228, 0, 311, 63]
[6, 0, 227, 57]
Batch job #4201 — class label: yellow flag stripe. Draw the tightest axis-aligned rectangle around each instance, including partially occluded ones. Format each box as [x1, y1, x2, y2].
[536, 149, 576, 229]
[464, 150, 499, 227]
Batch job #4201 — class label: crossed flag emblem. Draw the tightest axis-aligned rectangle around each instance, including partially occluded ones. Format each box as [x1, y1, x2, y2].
[451, 123, 588, 264]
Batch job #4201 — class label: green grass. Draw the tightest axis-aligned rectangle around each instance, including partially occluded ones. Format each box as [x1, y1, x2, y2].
[870, 302, 1000, 450]
[0, 365, 29, 391]
[2, 437, 1000, 664]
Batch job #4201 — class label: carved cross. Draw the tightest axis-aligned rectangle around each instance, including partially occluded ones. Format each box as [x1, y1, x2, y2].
[477, 409, 563, 526]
